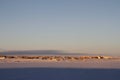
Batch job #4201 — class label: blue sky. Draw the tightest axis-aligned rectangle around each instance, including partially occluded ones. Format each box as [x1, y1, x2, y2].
[0, 0, 120, 55]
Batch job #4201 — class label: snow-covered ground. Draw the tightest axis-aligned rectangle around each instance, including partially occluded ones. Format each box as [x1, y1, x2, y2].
[0, 58, 120, 68]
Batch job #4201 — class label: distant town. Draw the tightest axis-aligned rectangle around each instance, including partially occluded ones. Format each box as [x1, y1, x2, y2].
[0, 55, 115, 61]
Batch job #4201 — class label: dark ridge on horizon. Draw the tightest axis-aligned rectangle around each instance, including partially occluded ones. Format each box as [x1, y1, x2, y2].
[0, 50, 90, 55]
[0, 50, 118, 56]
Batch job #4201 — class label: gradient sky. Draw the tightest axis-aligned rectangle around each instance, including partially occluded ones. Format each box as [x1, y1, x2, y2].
[0, 0, 120, 55]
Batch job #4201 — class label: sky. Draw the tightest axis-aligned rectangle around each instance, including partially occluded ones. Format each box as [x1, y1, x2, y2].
[0, 0, 120, 55]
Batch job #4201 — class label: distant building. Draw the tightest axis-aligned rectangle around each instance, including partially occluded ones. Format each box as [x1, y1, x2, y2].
[0, 56, 5, 59]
